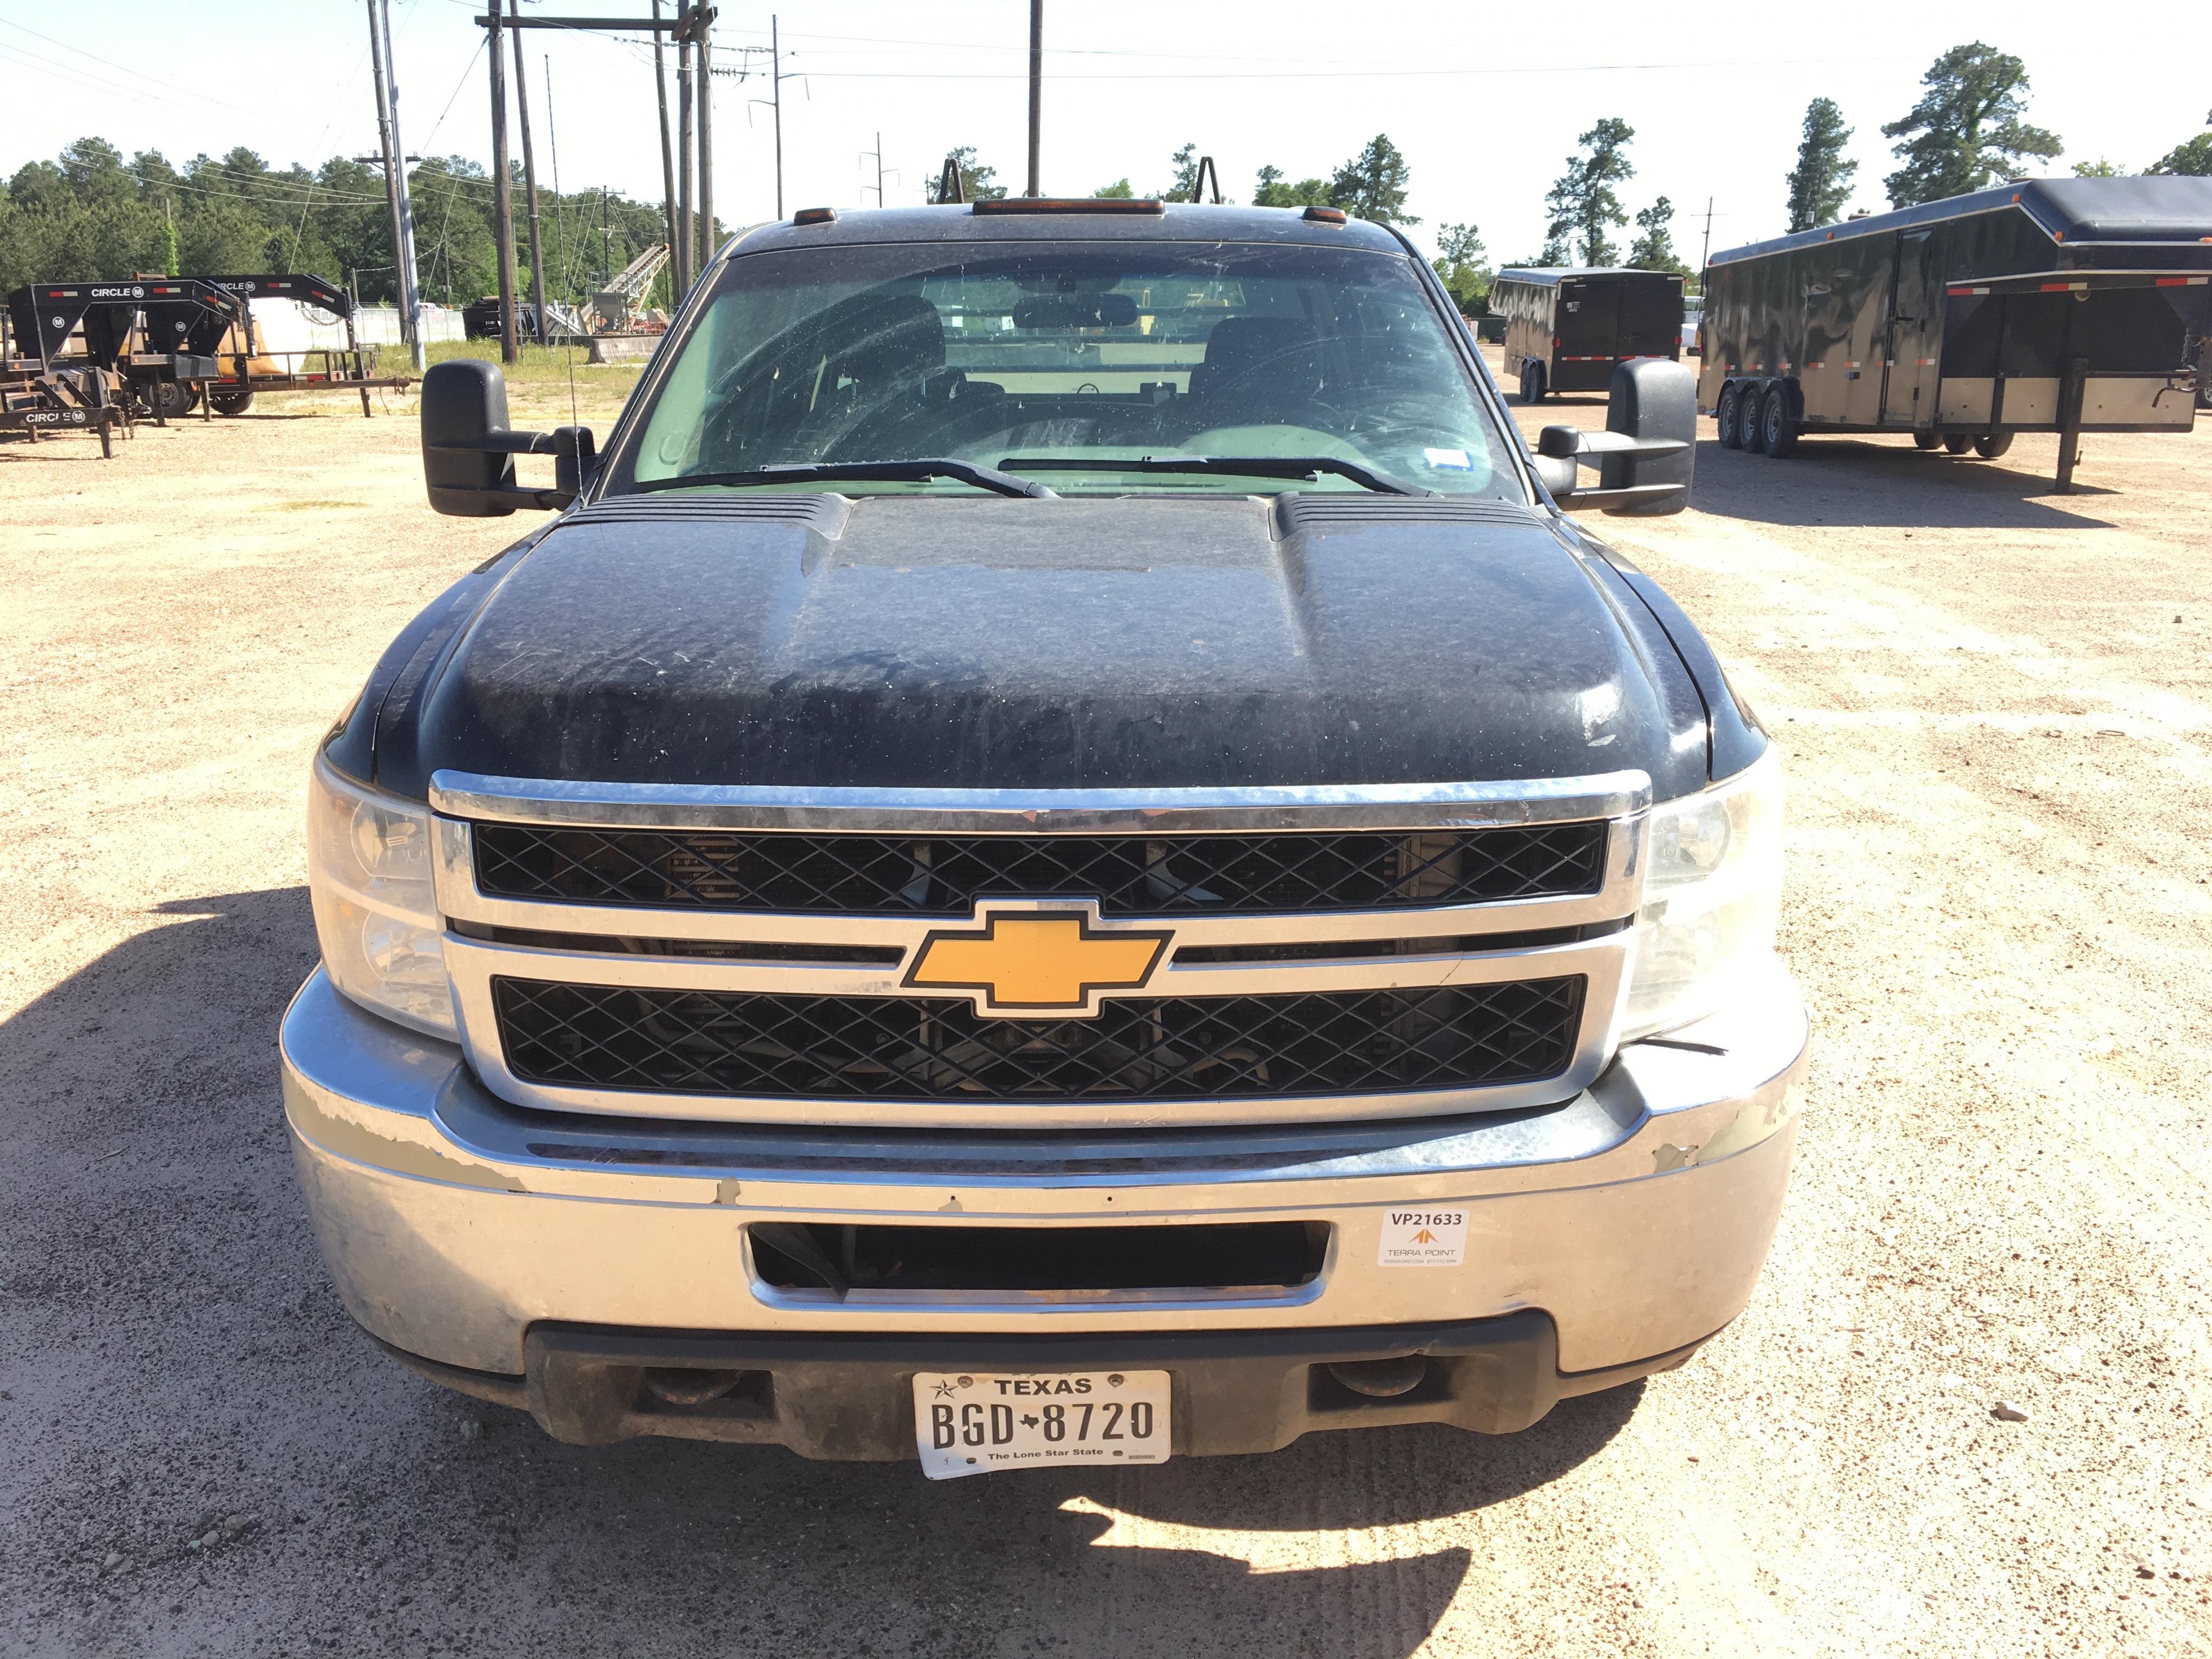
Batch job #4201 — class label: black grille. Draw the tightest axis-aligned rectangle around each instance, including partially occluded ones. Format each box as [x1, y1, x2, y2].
[471, 823, 1608, 916]
[492, 976, 1586, 1103]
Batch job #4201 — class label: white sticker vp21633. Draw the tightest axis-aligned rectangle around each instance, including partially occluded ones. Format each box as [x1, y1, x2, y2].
[1377, 1209, 1468, 1267]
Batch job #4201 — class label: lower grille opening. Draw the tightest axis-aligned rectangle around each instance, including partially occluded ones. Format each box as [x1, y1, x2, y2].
[492, 976, 1587, 1102]
[749, 1220, 1328, 1298]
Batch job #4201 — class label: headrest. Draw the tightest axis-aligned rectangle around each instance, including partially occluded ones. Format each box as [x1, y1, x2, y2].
[832, 294, 946, 385]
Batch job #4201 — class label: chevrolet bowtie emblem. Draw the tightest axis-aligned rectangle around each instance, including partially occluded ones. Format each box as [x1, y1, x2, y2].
[903, 903, 1171, 1017]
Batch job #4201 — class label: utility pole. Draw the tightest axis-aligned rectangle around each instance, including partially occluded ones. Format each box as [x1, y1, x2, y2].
[1700, 196, 1715, 274]
[676, 3, 695, 297]
[507, 0, 550, 347]
[487, 1, 517, 363]
[544, 56, 566, 301]
[769, 14, 783, 219]
[862, 131, 891, 206]
[1025, 0, 1042, 197]
[652, 0, 682, 296]
[365, 0, 424, 369]
[697, 10, 715, 276]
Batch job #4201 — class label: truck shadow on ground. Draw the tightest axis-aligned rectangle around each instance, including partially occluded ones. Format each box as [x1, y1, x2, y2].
[3, 885, 1642, 1658]
[1689, 437, 2120, 531]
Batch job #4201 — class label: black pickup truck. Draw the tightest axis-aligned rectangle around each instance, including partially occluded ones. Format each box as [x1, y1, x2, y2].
[282, 200, 1804, 1479]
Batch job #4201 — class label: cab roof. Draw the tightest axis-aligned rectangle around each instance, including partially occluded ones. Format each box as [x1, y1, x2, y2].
[718, 202, 1412, 260]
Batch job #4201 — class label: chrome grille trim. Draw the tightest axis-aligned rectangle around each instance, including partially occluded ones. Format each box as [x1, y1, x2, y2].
[427, 769, 1652, 834]
[426, 773, 1650, 1130]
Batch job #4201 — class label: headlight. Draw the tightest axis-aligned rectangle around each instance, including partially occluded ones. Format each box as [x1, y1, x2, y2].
[1622, 746, 1783, 1040]
[307, 752, 456, 1037]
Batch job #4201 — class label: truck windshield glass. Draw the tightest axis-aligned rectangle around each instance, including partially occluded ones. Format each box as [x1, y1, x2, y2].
[618, 241, 1520, 498]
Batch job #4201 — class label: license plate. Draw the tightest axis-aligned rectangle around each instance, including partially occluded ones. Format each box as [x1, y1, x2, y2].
[911, 1370, 1171, 1480]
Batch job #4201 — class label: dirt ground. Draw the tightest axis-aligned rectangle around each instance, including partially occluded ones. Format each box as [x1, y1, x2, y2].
[2, 361, 2209, 1659]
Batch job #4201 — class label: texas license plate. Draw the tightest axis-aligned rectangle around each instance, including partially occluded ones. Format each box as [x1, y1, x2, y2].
[911, 1370, 1171, 1480]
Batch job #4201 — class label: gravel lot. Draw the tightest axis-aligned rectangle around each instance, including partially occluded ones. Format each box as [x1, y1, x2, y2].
[3, 367, 2209, 1658]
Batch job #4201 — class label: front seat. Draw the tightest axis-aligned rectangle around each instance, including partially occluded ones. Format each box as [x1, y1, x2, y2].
[1186, 317, 1332, 420]
[820, 294, 955, 457]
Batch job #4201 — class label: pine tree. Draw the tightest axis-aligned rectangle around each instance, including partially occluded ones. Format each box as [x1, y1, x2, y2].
[1628, 198, 1689, 274]
[1431, 222, 1491, 312]
[1785, 99, 1858, 232]
[1252, 164, 1332, 209]
[1881, 43, 2061, 206]
[926, 147, 1006, 203]
[1542, 120, 1634, 266]
[1327, 135, 1418, 225]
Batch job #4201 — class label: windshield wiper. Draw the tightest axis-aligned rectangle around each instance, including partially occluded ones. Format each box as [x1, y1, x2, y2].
[629, 459, 1057, 499]
[999, 454, 1429, 496]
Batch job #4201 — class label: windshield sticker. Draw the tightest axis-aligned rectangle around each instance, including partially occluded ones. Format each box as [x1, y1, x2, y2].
[1422, 448, 1474, 470]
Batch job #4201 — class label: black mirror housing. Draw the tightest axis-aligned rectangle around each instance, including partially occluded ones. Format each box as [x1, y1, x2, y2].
[423, 359, 519, 516]
[1530, 358, 1695, 517]
[420, 358, 592, 516]
[1600, 358, 1695, 516]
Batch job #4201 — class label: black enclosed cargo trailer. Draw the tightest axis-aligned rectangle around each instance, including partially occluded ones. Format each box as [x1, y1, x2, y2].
[1700, 176, 2212, 488]
[1493, 268, 1684, 402]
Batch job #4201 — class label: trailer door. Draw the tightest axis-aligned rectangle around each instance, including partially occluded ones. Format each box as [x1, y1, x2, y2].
[1881, 232, 1940, 426]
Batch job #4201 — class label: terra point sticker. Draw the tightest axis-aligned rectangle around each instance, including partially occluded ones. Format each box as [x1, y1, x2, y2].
[1377, 1208, 1469, 1267]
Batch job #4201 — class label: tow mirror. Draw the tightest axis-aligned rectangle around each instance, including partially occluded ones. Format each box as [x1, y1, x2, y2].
[421, 358, 594, 516]
[1531, 357, 1695, 517]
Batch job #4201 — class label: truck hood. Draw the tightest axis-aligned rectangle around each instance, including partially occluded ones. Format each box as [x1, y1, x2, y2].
[392, 492, 1710, 796]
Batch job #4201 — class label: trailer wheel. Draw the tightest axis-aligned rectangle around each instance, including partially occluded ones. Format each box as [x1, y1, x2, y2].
[143, 380, 195, 422]
[1941, 434, 1971, 455]
[1520, 363, 1546, 404]
[1715, 381, 1748, 449]
[1970, 432, 2012, 459]
[1913, 431, 1943, 450]
[210, 389, 255, 416]
[1738, 384, 1770, 454]
[1760, 386, 1798, 457]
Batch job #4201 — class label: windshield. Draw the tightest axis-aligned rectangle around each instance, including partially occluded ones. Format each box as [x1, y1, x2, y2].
[614, 240, 1522, 498]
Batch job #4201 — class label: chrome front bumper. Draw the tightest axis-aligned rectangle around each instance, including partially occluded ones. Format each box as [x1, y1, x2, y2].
[281, 961, 1808, 1383]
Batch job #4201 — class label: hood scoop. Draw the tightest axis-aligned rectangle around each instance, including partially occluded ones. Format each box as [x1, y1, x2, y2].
[566, 491, 852, 536]
[1272, 493, 1544, 535]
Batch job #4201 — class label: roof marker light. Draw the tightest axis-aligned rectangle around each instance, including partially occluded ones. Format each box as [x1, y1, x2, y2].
[1302, 206, 1347, 225]
[793, 206, 837, 226]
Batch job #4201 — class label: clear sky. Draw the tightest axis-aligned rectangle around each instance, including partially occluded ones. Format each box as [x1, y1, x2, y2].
[4, 1, 2207, 264]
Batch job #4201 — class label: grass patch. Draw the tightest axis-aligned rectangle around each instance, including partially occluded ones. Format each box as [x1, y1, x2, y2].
[421, 339, 646, 389]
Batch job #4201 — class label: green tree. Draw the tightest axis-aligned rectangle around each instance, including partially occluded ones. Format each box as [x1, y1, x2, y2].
[1785, 98, 1858, 232]
[2070, 158, 2124, 177]
[1327, 134, 1417, 224]
[1543, 119, 1634, 266]
[1430, 221, 1491, 313]
[1251, 164, 1331, 208]
[926, 146, 1006, 203]
[1628, 197, 1689, 274]
[2147, 125, 2212, 175]
[1882, 43, 2061, 206]
[1092, 178, 1135, 199]
[1156, 143, 1200, 202]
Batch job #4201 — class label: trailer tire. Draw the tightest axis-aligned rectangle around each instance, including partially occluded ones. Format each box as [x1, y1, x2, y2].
[1942, 434, 1972, 455]
[142, 380, 196, 422]
[1738, 384, 1770, 454]
[1716, 381, 1748, 449]
[1760, 386, 1798, 457]
[210, 390, 255, 416]
[1913, 431, 1943, 450]
[1971, 432, 2012, 459]
[1520, 363, 1546, 404]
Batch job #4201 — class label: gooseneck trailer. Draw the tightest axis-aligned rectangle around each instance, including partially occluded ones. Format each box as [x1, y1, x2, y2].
[1493, 268, 1684, 403]
[1699, 176, 2212, 488]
